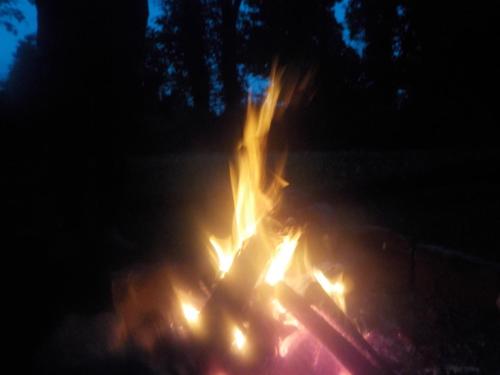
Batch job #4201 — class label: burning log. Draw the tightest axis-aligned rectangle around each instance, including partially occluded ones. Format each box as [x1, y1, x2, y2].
[198, 235, 275, 368]
[275, 282, 386, 375]
[200, 236, 269, 327]
[205, 236, 268, 313]
[305, 282, 392, 373]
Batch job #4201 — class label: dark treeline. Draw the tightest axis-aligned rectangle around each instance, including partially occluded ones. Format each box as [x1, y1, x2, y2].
[2, 0, 498, 152]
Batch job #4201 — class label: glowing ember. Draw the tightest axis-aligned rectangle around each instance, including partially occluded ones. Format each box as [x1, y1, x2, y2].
[279, 330, 303, 358]
[175, 286, 202, 329]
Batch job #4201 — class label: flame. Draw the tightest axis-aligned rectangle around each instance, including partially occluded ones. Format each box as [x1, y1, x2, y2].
[265, 231, 301, 285]
[175, 287, 202, 329]
[200, 66, 352, 366]
[271, 299, 287, 315]
[112, 66, 358, 373]
[279, 330, 305, 358]
[272, 298, 300, 327]
[209, 68, 290, 277]
[313, 269, 346, 312]
[181, 301, 200, 326]
[209, 236, 234, 275]
[232, 326, 247, 352]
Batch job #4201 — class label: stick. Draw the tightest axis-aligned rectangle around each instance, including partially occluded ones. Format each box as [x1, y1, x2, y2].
[305, 282, 392, 373]
[199, 236, 270, 349]
[203, 236, 269, 312]
[276, 282, 385, 375]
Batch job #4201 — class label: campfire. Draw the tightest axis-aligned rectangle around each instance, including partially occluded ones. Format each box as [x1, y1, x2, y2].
[113, 68, 392, 375]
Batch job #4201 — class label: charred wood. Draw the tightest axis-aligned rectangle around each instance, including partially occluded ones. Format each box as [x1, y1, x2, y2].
[276, 282, 386, 375]
[305, 282, 393, 373]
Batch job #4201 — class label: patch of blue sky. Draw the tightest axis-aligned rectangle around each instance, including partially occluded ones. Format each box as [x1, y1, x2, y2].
[237, 64, 269, 102]
[203, 0, 225, 115]
[332, 0, 366, 58]
[207, 53, 225, 115]
[393, 4, 406, 58]
[185, 92, 194, 107]
[0, 0, 37, 81]
[246, 73, 269, 98]
[148, 0, 164, 31]
[159, 64, 177, 98]
[237, 0, 262, 38]
[396, 4, 405, 17]
[393, 35, 402, 58]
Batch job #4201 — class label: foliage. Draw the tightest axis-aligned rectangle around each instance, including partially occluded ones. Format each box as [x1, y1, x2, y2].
[4, 0, 497, 147]
[4, 33, 38, 100]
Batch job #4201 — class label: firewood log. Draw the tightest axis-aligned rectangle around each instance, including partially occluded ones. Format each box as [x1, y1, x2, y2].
[275, 282, 386, 375]
[198, 236, 272, 365]
[305, 282, 393, 373]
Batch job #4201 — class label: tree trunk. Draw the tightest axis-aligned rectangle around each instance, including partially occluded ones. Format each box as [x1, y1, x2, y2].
[32, 0, 149, 350]
[180, 0, 210, 115]
[220, 0, 242, 112]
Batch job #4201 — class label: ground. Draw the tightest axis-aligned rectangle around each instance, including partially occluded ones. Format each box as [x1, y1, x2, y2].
[12, 149, 500, 373]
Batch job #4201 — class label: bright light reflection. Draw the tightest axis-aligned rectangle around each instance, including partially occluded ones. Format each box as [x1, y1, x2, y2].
[181, 302, 200, 325]
[313, 269, 346, 312]
[232, 326, 247, 352]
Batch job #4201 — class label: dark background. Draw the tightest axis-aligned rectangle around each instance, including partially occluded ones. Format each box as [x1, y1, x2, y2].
[1, 0, 498, 372]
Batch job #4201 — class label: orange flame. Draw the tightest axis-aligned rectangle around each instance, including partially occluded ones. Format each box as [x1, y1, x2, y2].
[174, 285, 202, 331]
[265, 231, 301, 286]
[200, 66, 351, 363]
[231, 325, 247, 352]
[313, 269, 346, 312]
[181, 300, 200, 326]
[208, 68, 291, 278]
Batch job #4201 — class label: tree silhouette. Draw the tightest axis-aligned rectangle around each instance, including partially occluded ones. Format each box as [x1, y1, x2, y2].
[348, 0, 398, 106]
[179, 0, 210, 114]
[149, 0, 213, 116]
[219, 0, 243, 111]
[3, 33, 39, 106]
[5, 0, 492, 150]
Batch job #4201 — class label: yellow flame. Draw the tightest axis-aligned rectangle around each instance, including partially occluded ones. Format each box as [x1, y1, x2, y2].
[313, 269, 346, 312]
[208, 68, 291, 276]
[271, 299, 300, 327]
[265, 231, 301, 285]
[181, 301, 200, 325]
[271, 298, 287, 315]
[232, 326, 247, 352]
[209, 236, 234, 275]
[175, 287, 201, 329]
[279, 330, 304, 358]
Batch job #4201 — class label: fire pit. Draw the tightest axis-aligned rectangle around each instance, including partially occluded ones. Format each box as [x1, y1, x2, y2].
[104, 68, 397, 375]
